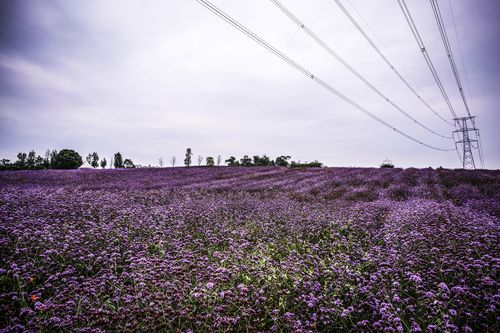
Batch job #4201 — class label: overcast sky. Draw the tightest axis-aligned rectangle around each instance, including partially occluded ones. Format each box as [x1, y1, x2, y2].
[1, 0, 499, 168]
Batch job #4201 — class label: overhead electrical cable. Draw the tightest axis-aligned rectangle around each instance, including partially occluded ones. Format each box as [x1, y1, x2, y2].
[193, 0, 454, 152]
[430, 0, 484, 167]
[333, 0, 454, 126]
[429, 0, 470, 117]
[477, 131, 485, 168]
[270, 0, 451, 139]
[448, 0, 474, 111]
[397, 0, 458, 119]
[345, 0, 420, 87]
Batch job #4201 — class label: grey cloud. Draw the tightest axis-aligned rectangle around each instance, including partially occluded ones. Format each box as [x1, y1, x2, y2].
[0, 0, 498, 168]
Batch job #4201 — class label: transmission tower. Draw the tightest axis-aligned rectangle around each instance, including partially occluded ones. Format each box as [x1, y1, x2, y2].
[453, 117, 480, 169]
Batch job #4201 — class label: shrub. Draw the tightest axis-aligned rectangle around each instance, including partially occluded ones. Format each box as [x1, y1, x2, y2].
[289, 161, 322, 168]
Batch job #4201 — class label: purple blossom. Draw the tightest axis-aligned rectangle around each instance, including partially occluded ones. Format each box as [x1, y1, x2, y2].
[409, 274, 422, 284]
[0, 167, 497, 331]
[438, 282, 450, 293]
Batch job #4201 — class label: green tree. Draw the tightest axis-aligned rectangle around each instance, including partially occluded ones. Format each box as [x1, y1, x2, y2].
[100, 158, 107, 169]
[35, 156, 44, 169]
[253, 155, 273, 166]
[91, 152, 99, 168]
[43, 150, 50, 168]
[240, 155, 252, 167]
[16, 152, 27, 168]
[27, 150, 36, 168]
[114, 152, 124, 168]
[275, 155, 291, 167]
[184, 148, 192, 167]
[50, 150, 58, 168]
[53, 149, 83, 169]
[225, 156, 239, 166]
[206, 156, 215, 166]
[86, 153, 92, 166]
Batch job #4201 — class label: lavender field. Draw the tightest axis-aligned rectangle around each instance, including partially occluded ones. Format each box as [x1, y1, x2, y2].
[0, 167, 498, 332]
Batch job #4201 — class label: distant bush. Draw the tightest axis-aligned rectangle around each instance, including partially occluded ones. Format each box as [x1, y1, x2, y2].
[289, 161, 323, 168]
[224, 154, 322, 167]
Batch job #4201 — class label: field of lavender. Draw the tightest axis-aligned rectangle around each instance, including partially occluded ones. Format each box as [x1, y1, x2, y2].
[0, 167, 498, 332]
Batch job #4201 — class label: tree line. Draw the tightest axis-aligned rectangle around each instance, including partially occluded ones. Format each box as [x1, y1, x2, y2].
[0, 149, 137, 170]
[0, 149, 82, 170]
[0, 148, 323, 171]
[180, 149, 323, 168]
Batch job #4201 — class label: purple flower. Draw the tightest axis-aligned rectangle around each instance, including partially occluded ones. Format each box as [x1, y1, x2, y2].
[34, 302, 47, 312]
[409, 274, 422, 283]
[0, 167, 497, 331]
[438, 282, 450, 293]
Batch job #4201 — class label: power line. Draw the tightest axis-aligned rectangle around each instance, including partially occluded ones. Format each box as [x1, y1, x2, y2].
[430, 0, 484, 168]
[333, 0, 454, 126]
[193, 0, 454, 152]
[270, 0, 451, 139]
[429, 0, 470, 117]
[448, 0, 474, 111]
[397, 0, 458, 119]
[477, 130, 485, 168]
[345, 0, 419, 87]
[448, 0, 484, 168]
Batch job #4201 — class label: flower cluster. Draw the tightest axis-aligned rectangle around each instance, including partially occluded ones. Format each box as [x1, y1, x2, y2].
[0, 167, 498, 332]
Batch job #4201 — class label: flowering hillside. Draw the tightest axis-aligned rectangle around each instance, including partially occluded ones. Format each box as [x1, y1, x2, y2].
[0, 167, 498, 332]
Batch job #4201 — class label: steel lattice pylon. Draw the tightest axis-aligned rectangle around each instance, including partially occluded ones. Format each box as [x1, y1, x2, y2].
[453, 117, 480, 169]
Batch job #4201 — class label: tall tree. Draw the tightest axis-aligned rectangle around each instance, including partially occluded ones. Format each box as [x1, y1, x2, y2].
[27, 150, 36, 168]
[206, 156, 215, 166]
[275, 155, 291, 167]
[158, 157, 164, 168]
[197, 155, 203, 166]
[184, 148, 192, 167]
[86, 153, 92, 166]
[43, 149, 50, 168]
[16, 152, 27, 168]
[35, 155, 44, 169]
[53, 149, 83, 169]
[114, 152, 124, 168]
[171, 156, 176, 167]
[100, 158, 107, 169]
[225, 156, 238, 166]
[91, 152, 99, 168]
[240, 155, 252, 167]
[217, 155, 222, 166]
[50, 150, 58, 168]
[253, 155, 273, 166]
